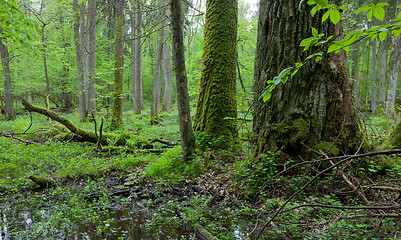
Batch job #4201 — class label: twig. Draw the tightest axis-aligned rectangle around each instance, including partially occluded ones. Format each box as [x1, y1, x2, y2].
[282, 203, 401, 213]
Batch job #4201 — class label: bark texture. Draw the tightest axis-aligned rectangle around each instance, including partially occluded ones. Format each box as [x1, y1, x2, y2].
[110, 0, 124, 130]
[171, 0, 195, 156]
[252, 0, 361, 159]
[378, 37, 389, 110]
[86, 0, 96, 114]
[371, 38, 377, 114]
[133, 1, 143, 113]
[352, 44, 359, 109]
[73, 0, 86, 120]
[193, 0, 238, 148]
[0, 39, 15, 120]
[162, 0, 173, 112]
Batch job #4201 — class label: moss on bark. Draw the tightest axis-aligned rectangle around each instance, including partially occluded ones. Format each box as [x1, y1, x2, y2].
[193, 0, 238, 149]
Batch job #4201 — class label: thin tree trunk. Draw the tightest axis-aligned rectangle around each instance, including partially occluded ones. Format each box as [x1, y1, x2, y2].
[151, 34, 163, 119]
[378, 37, 389, 110]
[162, 0, 173, 112]
[0, 39, 15, 120]
[352, 44, 359, 109]
[171, 0, 195, 157]
[386, 3, 401, 114]
[130, 3, 136, 112]
[134, 1, 143, 112]
[41, 24, 50, 97]
[110, 0, 124, 129]
[73, 0, 86, 120]
[371, 38, 377, 114]
[87, 0, 96, 114]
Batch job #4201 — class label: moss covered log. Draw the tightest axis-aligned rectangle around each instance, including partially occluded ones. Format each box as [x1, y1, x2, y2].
[193, 0, 238, 148]
[21, 99, 108, 144]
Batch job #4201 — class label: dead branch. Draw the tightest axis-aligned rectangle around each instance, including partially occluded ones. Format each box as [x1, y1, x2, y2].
[0, 131, 38, 145]
[282, 203, 401, 213]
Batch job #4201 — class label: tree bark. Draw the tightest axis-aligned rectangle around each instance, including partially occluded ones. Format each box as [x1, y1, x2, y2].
[378, 37, 389, 110]
[162, 0, 173, 112]
[252, 0, 362, 159]
[371, 38, 377, 114]
[87, 0, 96, 115]
[171, 0, 196, 156]
[73, 0, 86, 120]
[110, 0, 124, 130]
[151, 33, 163, 119]
[134, 1, 143, 113]
[0, 39, 15, 120]
[193, 0, 238, 148]
[352, 44, 359, 109]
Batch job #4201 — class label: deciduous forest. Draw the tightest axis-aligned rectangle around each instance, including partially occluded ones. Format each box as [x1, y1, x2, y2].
[1, 0, 401, 239]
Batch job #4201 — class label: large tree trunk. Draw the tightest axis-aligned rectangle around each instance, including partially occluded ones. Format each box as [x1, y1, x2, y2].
[161, 0, 173, 112]
[0, 39, 15, 120]
[193, 0, 237, 148]
[110, 0, 124, 130]
[171, 0, 195, 157]
[73, 0, 86, 120]
[371, 38, 377, 114]
[252, 0, 361, 160]
[86, 0, 96, 115]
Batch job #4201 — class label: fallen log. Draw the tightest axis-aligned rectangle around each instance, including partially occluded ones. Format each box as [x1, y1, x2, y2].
[21, 99, 109, 145]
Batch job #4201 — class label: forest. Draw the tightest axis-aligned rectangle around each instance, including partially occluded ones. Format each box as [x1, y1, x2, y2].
[1, 0, 401, 239]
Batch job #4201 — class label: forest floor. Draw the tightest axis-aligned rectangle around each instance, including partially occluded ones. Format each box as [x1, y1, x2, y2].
[1, 103, 401, 239]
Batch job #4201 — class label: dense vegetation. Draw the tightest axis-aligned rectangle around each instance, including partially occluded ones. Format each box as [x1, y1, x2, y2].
[1, 0, 401, 239]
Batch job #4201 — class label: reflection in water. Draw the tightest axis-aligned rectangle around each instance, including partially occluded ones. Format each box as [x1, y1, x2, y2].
[0, 200, 195, 240]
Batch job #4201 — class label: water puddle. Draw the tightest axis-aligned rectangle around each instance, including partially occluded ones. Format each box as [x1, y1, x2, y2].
[0, 200, 196, 240]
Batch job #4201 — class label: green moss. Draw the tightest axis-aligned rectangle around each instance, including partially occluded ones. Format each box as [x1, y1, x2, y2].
[272, 118, 310, 145]
[314, 141, 339, 156]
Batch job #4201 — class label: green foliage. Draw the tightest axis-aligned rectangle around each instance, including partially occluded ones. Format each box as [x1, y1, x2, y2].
[145, 146, 204, 180]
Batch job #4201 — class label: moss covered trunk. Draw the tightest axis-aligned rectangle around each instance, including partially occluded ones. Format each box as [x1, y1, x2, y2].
[252, 0, 361, 159]
[193, 0, 238, 148]
[110, 0, 124, 130]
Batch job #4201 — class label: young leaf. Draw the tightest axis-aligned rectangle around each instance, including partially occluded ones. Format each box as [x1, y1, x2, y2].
[372, 4, 386, 21]
[356, 4, 373, 15]
[312, 27, 318, 37]
[315, 0, 328, 7]
[379, 31, 387, 41]
[329, 9, 341, 25]
[322, 11, 330, 23]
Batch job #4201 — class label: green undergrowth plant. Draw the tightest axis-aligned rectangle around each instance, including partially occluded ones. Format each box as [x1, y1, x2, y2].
[145, 146, 204, 181]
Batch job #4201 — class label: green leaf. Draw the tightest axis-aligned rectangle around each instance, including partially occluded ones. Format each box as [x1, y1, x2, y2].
[367, 9, 373, 19]
[356, 4, 373, 15]
[322, 11, 330, 23]
[392, 29, 401, 37]
[328, 44, 340, 53]
[312, 27, 318, 37]
[375, 2, 389, 8]
[311, 5, 319, 16]
[329, 9, 341, 25]
[372, 5, 386, 20]
[315, 56, 322, 62]
[307, 0, 316, 5]
[315, 0, 328, 7]
[379, 31, 387, 41]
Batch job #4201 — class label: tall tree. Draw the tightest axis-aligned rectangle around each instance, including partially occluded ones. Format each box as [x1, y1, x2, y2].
[371, 38, 377, 114]
[252, 0, 361, 159]
[386, 2, 401, 114]
[171, 0, 195, 156]
[193, 0, 238, 148]
[73, 0, 86, 120]
[378, 37, 389, 110]
[86, 0, 97, 114]
[133, 0, 143, 113]
[352, 44, 359, 109]
[0, 40, 15, 120]
[110, 0, 124, 129]
[161, 0, 173, 112]
[151, 33, 163, 120]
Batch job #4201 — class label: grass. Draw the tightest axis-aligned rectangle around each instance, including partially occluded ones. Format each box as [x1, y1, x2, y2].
[1, 102, 401, 239]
